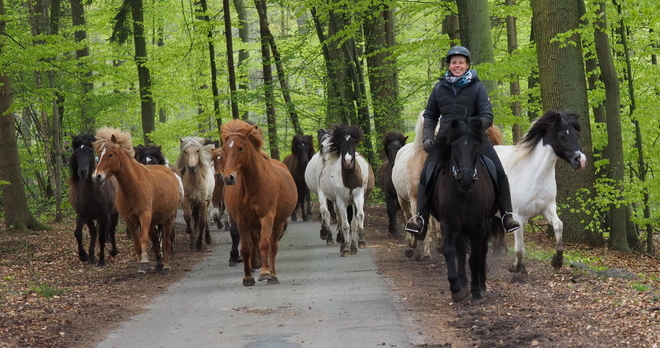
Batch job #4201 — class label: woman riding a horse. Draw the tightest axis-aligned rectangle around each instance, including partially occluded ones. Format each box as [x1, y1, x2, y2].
[405, 45, 520, 238]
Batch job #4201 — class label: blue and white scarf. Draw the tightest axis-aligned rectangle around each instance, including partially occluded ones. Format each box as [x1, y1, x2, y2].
[444, 70, 473, 88]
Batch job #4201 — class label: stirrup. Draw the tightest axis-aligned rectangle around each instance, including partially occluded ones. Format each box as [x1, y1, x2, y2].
[405, 215, 425, 234]
[501, 212, 520, 233]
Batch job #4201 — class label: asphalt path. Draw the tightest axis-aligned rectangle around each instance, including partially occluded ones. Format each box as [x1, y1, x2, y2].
[97, 217, 424, 348]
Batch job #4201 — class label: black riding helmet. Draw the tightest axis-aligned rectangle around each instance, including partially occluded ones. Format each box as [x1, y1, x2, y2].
[445, 45, 471, 64]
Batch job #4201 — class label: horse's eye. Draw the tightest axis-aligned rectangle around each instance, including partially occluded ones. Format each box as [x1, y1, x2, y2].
[238, 147, 244, 152]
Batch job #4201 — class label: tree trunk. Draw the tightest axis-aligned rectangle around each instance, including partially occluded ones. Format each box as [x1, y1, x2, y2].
[255, 3, 302, 134]
[0, 0, 45, 232]
[455, 0, 496, 93]
[442, 0, 460, 43]
[50, 0, 63, 222]
[256, 0, 279, 160]
[363, 4, 402, 139]
[70, 0, 95, 131]
[130, 0, 155, 145]
[505, 0, 523, 143]
[531, 0, 602, 245]
[222, 0, 238, 122]
[233, 0, 250, 120]
[593, 2, 630, 252]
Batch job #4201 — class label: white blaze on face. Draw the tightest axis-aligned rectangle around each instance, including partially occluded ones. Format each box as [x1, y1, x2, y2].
[96, 148, 107, 167]
[228, 140, 234, 148]
[145, 157, 153, 164]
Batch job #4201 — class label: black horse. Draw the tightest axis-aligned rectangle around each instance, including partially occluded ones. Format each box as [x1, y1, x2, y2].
[377, 131, 407, 237]
[431, 118, 499, 302]
[283, 134, 314, 221]
[134, 144, 167, 165]
[68, 133, 120, 266]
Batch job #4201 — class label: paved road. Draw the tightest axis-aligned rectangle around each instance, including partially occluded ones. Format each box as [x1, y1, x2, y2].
[97, 219, 423, 348]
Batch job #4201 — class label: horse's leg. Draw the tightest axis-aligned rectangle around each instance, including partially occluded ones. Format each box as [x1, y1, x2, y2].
[251, 233, 261, 270]
[137, 214, 153, 275]
[235, 220, 254, 286]
[302, 188, 310, 222]
[385, 191, 399, 237]
[97, 218, 108, 267]
[305, 190, 312, 219]
[258, 215, 275, 281]
[149, 226, 163, 271]
[441, 231, 468, 302]
[354, 191, 367, 250]
[108, 212, 119, 257]
[468, 233, 488, 300]
[418, 234, 432, 261]
[544, 207, 564, 270]
[266, 222, 283, 284]
[400, 198, 417, 258]
[228, 216, 242, 267]
[318, 191, 333, 244]
[86, 218, 98, 265]
[334, 200, 351, 257]
[509, 220, 528, 273]
[74, 215, 88, 262]
[203, 201, 212, 245]
[161, 219, 175, 273]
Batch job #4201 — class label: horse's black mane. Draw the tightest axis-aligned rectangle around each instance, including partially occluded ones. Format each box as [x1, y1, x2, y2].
[291, 134, 314, 156]
[134, 144, 167, 165]
[519, 110, 581, 148]
[69, 133, 96, 179]
[328, 124, 363, 155]
[316, 129, 331, 151]
[382, 131, 407, 161]
[435, 118, 484, 163]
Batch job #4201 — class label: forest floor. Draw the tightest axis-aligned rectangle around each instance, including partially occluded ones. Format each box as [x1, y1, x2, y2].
[1, 205, 659, 347]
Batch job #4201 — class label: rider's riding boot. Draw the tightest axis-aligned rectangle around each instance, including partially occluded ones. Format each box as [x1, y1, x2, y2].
[497, 175, 520, 232]
[405, 180, 431, 241]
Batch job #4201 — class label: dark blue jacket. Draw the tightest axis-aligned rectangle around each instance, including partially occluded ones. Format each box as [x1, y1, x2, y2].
[422, 69, 493, 141]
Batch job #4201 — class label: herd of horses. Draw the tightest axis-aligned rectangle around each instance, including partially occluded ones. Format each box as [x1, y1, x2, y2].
[68, 110, 586, 301]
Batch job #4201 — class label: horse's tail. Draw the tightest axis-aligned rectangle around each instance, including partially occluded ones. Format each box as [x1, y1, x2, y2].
[487, 125, 505, 145]
[279, 221, 288, 241]
[413, 110, 425, 149]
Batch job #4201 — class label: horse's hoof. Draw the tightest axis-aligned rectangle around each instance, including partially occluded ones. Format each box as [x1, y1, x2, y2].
[139, 262, 150, 272]
[340, 249, 351, 257]
[229, 261, 237, 267]
[205, 234, 212, 245]
[419, 255, 431, 262]
[320, 228, 328, 240]
[404, 250, 414, 259]
[291, 214, 298, 222]
[155, 263, 164, 271]
[551, 254, 563, 270]
[258, 273, 272, 281]
[243, 277, 255, 286]
[350, 247, 358, 255]
[96, 262, 106, 268]
[358, 241, 367, 249]
[326, 238, 334, 245]
[302, 216, 308, 222]
[161, 267, 171, 274]
[267, 277, 280, 285]
[508, 264, 522, 273]
[451, 287, 470, 302]
[471, 291, 484, 301]
[196, 240, 203, 251]
[109, 249, 118, 257]
[217, 222, 223, 229]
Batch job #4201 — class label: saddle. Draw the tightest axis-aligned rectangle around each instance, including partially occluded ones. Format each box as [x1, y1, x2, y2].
[422, 154, 499, 194]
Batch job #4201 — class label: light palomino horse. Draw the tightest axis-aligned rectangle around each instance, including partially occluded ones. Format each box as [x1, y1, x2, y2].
[318, 124, 374, 256]
[92, 127, 183, 275]
[393, 112, 505, 261]
[221, 119, 297, 286]
[494, 110, 586, 274]
[177, 137, 216, 251]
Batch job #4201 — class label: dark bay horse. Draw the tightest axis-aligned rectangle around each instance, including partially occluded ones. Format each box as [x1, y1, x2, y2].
[377, 131, 407, 237]
[221, 120, 297, 286]
[283, 134, 314, 222]
[431, 118, 498, 302]
[68, 133, 119, 266]
[92, 127, 183, 275]
[210, 146, 241, 267]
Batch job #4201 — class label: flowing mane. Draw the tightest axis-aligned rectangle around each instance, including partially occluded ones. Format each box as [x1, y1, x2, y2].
[519, 110, 581, 149]
[93, 127, 135, 158]
[327, 124, 363, 159]
[176, 136, 212, 177]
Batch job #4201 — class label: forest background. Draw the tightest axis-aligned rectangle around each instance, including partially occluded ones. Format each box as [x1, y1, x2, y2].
[0, 0, 659, 257]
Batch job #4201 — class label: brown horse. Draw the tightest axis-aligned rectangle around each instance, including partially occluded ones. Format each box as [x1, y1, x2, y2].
[377, 131, 407, 237]
[221, 120, 297, 286]
[92, 127, 183, 275]
[282, 134, 314, 222]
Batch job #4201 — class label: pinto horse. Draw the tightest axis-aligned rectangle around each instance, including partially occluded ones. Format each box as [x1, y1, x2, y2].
[319, 124, 374, 256]
[92, 127, 183, 275]
[377, 131, 407, 237]
[283, 134, 314, 222]
[210, 147, 241, 267]
[304, 129, 338, 243]
[431, 117, 499, 302]
[68, 133, 119, 267]
[494, 110, 586, 274]
[221, 119, 297, 286]
[177, 137, 215, 250]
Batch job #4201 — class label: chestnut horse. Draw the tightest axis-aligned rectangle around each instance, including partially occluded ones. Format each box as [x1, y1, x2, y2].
[221, 120, 297, 286]
[177, 137, 215, 250]
[68, 133, 119, 266]
[282, 134, 314, 222]
[92, 127, 183, 275]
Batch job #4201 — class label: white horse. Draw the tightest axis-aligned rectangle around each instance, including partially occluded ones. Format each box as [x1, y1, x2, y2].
[304, 129, 337, 243]
[494, 110, 587, 273]
[392, 112, 441, 260]
[318, 124, 373, 256]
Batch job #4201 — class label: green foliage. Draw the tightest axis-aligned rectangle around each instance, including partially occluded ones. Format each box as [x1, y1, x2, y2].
[30, 283, 66, 299]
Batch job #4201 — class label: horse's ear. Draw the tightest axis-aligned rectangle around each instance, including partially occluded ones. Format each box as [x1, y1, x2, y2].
[403, 136, 409, 144]
[111, 134, 118, 144]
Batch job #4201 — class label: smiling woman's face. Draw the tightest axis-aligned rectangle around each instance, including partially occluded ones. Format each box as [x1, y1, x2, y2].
[448, 56, 469, 77]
